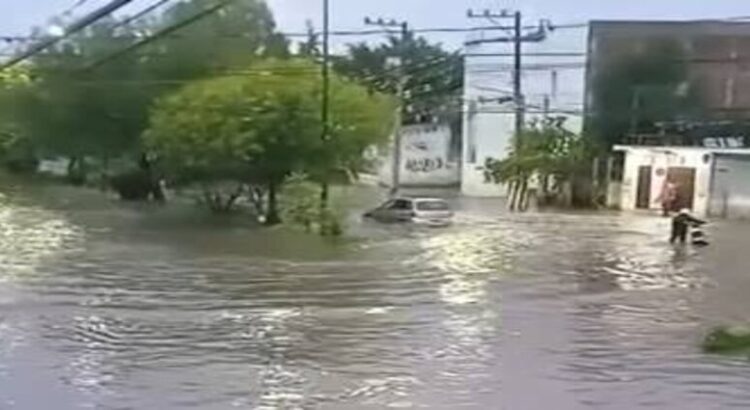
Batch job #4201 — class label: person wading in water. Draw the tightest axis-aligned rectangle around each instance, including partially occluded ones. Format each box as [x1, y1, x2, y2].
[670, 208, 707, 245]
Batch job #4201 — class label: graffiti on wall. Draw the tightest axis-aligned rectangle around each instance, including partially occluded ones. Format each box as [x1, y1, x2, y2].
[379, 123, 460, 186]
[405, 157, 445, 173]
[401, 124, 453, 178]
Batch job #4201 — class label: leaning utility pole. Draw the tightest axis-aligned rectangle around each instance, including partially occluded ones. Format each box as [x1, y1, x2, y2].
[365, 17, 409, 197]
[466, 9, 550, 147]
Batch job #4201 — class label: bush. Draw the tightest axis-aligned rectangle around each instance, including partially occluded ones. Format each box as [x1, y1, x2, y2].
[109, 170, 155, 201]
[282, 174, 345, 237]
[702, 326, 750, 354]
[0, 133, 38, 174]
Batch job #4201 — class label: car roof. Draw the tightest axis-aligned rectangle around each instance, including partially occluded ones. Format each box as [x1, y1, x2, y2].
[387, 197, 447, 202]
[410, 197, 447, 202]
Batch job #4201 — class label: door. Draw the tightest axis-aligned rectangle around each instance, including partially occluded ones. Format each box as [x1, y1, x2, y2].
[390, 199, 414, 222]
[375, 199, 413, 222]
[636, 166, 652, 209]
[667, 167, 696, 210]
[710, 155, 750, 218]
[371, 200, 395, 221]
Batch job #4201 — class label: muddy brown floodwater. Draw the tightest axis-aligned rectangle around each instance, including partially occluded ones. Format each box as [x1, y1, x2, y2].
[1, 180, 750, 409]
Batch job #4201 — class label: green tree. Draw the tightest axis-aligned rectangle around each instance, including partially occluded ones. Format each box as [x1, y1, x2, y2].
[144, 59, 393, 224]
[11, 19, 153, 183]
[0, 66, 37, 172]
[147, 0, 289, 81]
[4, 0, 288, 188]
[334, 33, 463, 126]
[485, 118, 591, 211]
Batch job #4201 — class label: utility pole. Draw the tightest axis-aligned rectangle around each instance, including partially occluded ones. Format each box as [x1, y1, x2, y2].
[513, 11, 524, 138]
[320, 0, 331, 206]
[466, 9, 550, 147]
[365, 17, 409, 197]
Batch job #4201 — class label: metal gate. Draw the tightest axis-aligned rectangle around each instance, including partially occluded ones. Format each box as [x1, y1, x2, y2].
[710, 154, 750, 219]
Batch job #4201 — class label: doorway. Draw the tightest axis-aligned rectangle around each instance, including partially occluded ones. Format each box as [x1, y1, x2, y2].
[636, 166, 652, 209]
[667, 167, 696, 210]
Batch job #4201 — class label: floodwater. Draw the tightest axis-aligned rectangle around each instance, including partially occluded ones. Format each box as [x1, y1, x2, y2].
[1, 180, 750, 410]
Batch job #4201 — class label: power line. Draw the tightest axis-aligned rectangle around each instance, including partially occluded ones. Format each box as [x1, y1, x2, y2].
[465, 52, 586, 58]
[61, 0, 94, 18]
[113, 0, 174, 29]
[1, 0, 135, 71]
[0, 23, 583, 44]
[86, 0, 237, 70]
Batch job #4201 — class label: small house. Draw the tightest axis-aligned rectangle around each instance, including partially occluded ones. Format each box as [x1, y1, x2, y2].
[611, 145, 750, 218]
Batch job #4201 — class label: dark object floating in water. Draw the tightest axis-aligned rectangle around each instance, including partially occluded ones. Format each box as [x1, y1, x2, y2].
[692, 229, 709, 247]
[702, 326, 750, 354]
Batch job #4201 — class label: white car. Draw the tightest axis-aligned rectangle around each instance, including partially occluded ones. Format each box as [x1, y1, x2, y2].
[364, 197, 454, 227]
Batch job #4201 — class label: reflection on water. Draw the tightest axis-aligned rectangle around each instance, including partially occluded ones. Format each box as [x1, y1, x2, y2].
[0, 183, 749, 409]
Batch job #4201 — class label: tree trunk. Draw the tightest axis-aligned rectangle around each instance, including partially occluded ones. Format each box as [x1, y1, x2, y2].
[221, 185, 244, 212]
[518, 178, 530, 212]
[100, 155, 110, 191]
[320, 182, 330, 210]
[151, 181, 166, 203]
[248, 186, 266, 217]
[67, 156, 85, 185]
[139, 153, 165, 203]
[508, 180, 520, 211]
[265, 182, 282, 226]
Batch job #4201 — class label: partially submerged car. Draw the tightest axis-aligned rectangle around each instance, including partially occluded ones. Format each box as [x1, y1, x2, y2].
[363, 197, 454, 227]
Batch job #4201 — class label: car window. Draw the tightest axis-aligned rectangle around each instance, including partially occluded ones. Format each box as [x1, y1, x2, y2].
[388, 199, 412, 210]
[379, 200, 395, 209]
[416, 200, 450, 211]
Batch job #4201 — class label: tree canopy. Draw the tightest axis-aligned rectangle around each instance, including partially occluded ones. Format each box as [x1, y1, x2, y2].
[145, 59, 394, 221]
[333, 33, 463, 126]
[485, 118, 591, 210]
[1, 0, 288, 169]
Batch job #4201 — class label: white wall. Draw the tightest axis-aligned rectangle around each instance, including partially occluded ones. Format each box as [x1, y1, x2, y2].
[619, 147, 714, 216]
[461, 27, 587, 197]
[379, 124, 460, 188]
[38, 158, 69, 177]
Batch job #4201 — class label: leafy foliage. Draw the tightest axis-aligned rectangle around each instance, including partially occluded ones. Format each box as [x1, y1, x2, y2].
[703, 326, 750, 354]
[485, 118, 591, 210]
[0, 67, 37, 173]
[334, 33, 463, 126]
[281, 174, 344, 236]
[0, 0, 286, 182]
[145, 59, 394, 223]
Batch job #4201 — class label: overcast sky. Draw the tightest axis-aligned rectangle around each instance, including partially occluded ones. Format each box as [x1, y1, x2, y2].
[4, 0, 750, 50]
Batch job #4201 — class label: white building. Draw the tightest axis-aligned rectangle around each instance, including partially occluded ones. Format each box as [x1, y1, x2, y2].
[612, 145, 750, 218]
[378, 123, 460, 188]
[461, 25, 587, 197]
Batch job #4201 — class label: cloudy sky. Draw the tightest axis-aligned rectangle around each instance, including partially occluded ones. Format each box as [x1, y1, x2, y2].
[4, 0, 750, 50]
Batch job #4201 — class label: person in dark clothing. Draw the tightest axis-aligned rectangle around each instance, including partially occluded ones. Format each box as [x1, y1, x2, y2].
[670, 209, 706, 244]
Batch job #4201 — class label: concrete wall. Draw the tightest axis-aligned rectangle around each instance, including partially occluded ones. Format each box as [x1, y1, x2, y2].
[379, 124, 460, 188]
[619, 147, 714, 216]
[461, 27, 586, 197]
[38, 158, 69, 177]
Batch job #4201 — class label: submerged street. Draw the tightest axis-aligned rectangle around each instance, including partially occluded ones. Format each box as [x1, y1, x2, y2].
[1, 182, 750, 409]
